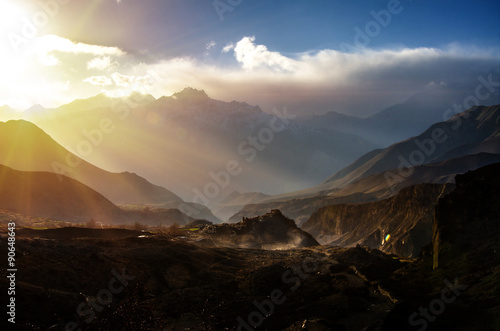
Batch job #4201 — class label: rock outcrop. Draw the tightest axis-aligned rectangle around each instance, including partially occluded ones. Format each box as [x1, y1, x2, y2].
[203, 209, 319, 249]
[433, 162, 500, 269]
[303, 184, 455, 257]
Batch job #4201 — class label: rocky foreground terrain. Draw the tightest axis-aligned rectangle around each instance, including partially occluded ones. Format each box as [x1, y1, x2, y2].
[0, 164, 499, 330]
[0, 231, 497, 331]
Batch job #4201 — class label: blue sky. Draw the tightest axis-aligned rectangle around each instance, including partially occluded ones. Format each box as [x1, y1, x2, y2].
[50, 0, 500, 57]
[1, 0, 499, 114]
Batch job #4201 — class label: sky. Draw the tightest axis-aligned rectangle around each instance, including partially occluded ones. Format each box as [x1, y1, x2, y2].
[0, 0, 499, 115]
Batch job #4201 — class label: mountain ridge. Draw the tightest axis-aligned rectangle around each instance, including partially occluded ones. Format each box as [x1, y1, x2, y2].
[324, 105, 500, 189]
[24, 88, 379, 200]
[0, 164, 198, 226]
[227, 104, 500, 224]
[298, 86, 500, 146]
[0, 163, 120, 223]
[0, 119, 220, 222]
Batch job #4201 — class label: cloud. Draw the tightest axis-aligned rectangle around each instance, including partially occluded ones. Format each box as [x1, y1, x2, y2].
[222, 43, 234, 53]
[206, 41, 216, 50]
[142, 37, 498, 115]
[39, 53, 60, 66]
[424, 81, 448, 90]
[31, 35, 125, 73]
[111, 72, 135, 87]
[84, 76, 113, 86]
[82, 71, 156, 96]
[233, 36, 298, 71]
[2, 34, 498, 115]
[35, 35, 126, 56]
[87, 56, 115, 70]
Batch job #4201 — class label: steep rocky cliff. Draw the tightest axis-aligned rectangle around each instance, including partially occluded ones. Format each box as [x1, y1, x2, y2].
[303, 184, 455, 257]
[433, 162, 500, 270]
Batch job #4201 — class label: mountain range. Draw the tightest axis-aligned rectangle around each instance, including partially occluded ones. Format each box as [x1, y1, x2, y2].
[0, 164, 194, 226]
[21, 88, 379, 202]
[0, 164, 120, 223]
[298, 85, 500, 146]
[0, 119, 218, 223]
[230, 105, 500, 224]
[0, 88, 499, 237]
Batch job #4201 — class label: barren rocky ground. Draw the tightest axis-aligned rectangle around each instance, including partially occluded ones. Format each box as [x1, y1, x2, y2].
[1, 227, 498, 330]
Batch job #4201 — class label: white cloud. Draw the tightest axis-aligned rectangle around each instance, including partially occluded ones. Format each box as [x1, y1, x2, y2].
[233, 36, 298, 71]
[30, 35, 125, 73]
[35, 35, 126, 56]
[87, 56, 115, 70]
[206, 41, 216, 50]
[222, 42, 234, 53]
[141, 37, 498, 115]
[84, 76, 113, 86]
[39, 53, 60, 66]
[111, 72, 135, 87]
[2, 34, 497, 115]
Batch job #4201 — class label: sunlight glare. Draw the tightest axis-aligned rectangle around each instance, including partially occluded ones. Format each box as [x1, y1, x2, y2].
[0, 1, 24, 34]
[0, 1, 28, 79]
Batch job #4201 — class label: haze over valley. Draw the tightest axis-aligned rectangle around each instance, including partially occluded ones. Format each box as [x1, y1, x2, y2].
[0, 0, 499, 330]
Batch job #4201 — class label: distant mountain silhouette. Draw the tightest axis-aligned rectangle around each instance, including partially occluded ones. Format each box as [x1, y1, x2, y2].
[0, 164, 196, 226]
[324, 105, 500, 189]
[0, 105, 22, 122]
[25, 88, 379, 199]
[0, 164, 120, 222]
[229, 105, 500, 224]
[212, 191, 270, 222]
[299, 86, 500, 146]
[0, 120, 219, 222]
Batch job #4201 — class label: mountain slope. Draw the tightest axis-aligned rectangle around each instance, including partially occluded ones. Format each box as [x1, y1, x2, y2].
[0, 164, 120, 222]
[302, 183, 455, 257]
[27, 88, 379, 200]
[0, 105, 23, 122]
[0, 164, 196, 226]
[259, 104, 500, 204]
[211, 191, 270, 221]
[0, 120, 181, 204]
[0, 120, 219, 222]
[229, 152, 500, 225]
[299, 86, 500, 146]
[324, 105, 500, 189]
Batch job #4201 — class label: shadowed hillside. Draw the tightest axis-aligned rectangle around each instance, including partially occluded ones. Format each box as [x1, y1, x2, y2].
[325, 105, 500, 189]
[433, 162, 500, 270]
[0, 164, 120, 223]
[303, 183, 454, 257]
[0, 120, 219, 222]
[229, 105, 500, 225]
[0, 165, 196, 226]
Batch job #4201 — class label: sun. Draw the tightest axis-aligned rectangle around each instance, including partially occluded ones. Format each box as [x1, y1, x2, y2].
[0, 1, 25, 35]
[0, 1, 27, 80]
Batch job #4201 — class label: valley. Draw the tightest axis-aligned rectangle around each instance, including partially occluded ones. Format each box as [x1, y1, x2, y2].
[1, 92, 499, 331]
[1, 1, 499, 330]
[1, 160, 499, 330]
